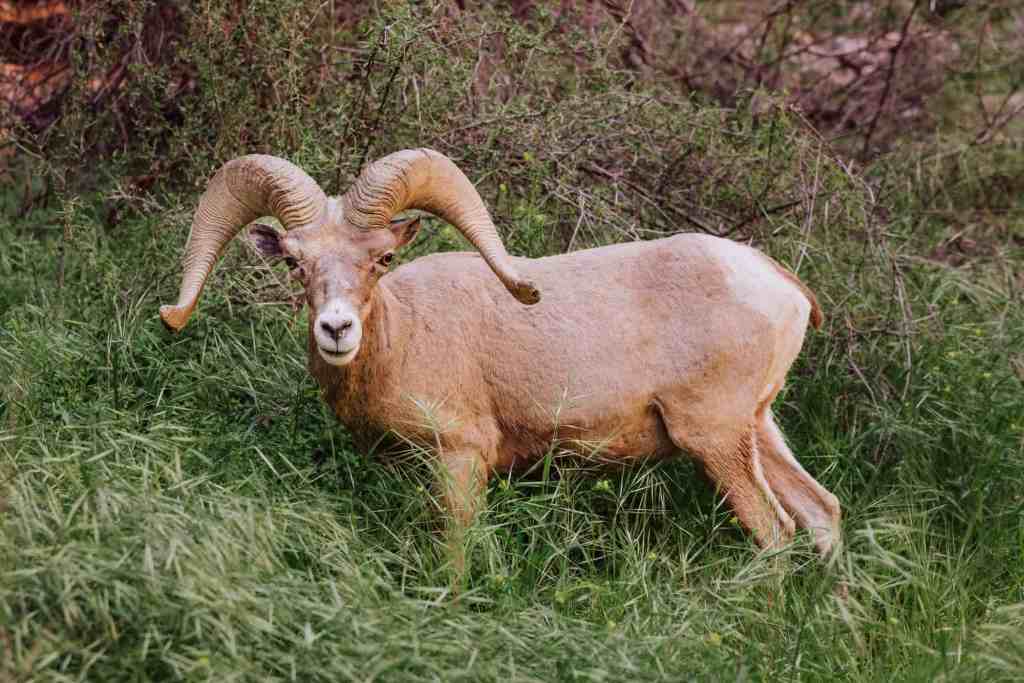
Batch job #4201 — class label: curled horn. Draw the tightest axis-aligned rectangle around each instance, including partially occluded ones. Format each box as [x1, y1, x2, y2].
[159, 155, 328, 332]
[342, 148, 540, 304]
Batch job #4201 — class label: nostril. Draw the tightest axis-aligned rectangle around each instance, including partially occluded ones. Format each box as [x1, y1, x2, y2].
[320, 317, 354, 341]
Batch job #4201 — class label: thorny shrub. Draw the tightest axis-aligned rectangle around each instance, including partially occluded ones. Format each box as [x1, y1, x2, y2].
[2, 1, 1022, 180]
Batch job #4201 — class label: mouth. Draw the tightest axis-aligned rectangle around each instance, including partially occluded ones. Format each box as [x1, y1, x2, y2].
[317, 345, 358, 366]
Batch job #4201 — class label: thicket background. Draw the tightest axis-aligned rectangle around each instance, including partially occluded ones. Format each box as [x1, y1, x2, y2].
[1, 1, 1022, 680]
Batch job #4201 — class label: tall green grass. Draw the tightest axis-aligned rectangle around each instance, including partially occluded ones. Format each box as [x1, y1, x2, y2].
[3, 140, 1022, 683]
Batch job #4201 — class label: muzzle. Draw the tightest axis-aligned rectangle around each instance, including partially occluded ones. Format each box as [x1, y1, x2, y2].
[314, 300, 362, 366]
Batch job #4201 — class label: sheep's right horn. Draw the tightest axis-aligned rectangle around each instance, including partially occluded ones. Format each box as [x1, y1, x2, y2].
[159, 155, 327, 332]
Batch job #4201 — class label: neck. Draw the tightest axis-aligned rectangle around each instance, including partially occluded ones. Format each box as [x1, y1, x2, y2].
[308, 283, 403, 423]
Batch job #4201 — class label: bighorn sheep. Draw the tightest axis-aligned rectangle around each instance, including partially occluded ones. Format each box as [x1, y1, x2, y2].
[161, 149, 841, 568]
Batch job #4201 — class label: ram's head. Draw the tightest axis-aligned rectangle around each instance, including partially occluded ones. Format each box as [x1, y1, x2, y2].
[160, 149, 540, 365]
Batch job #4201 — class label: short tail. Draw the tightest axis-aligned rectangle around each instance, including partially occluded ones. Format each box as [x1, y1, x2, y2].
[758, 253, 823, 330]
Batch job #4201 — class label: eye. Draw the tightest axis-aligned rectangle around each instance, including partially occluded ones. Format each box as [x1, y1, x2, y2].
[283, 256, 305, 280]
[377, 252, 394, 268]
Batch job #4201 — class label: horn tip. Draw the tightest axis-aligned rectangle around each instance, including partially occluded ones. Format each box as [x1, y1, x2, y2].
[511, 280, 541, 305]
[159, 304, 192, 332]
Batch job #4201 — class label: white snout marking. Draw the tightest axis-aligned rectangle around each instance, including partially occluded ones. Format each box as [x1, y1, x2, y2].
[314, 299, 362, 366]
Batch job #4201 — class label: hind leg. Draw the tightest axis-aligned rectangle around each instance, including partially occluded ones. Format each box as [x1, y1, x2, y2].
[756, 409, 841, 556]
[655, 401, 795, 550]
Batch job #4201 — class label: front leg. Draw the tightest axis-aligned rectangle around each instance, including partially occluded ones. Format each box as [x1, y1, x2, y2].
[436, 449, 490, 587]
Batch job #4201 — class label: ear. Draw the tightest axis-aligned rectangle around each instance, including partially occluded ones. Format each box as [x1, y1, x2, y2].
[389, 216, 421, 249]
[248, 222, 284, 260]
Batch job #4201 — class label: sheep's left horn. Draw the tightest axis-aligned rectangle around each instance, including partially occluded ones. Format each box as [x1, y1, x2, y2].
[342, 148, 540, 305]
[160, 155, 327, 332]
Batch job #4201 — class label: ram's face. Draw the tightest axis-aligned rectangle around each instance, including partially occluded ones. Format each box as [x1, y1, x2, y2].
[249, 217, 420, 366]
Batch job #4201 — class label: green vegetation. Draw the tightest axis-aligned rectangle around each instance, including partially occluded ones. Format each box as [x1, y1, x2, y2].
[2, 1, 1022, 680]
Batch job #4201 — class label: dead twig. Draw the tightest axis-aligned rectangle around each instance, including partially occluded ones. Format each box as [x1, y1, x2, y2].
[725, 197, 805, 238]
[580, 162, 719, 236]
[859, 0, 921, 159]
[358, 40, 410, 171]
